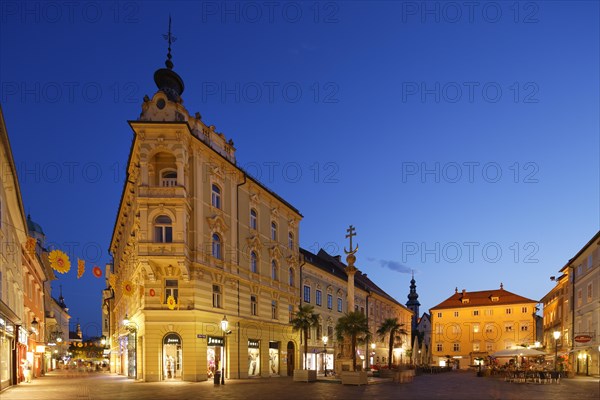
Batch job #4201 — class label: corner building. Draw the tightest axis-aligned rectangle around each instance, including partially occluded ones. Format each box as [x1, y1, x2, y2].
[108, 55, 302, 381]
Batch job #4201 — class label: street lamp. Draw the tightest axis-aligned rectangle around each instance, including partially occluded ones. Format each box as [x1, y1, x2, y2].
[553, 331, 561, 372]
[221, 316, 228, 385]
[322, 336, 328, 376]
[371, 343, 376, 367]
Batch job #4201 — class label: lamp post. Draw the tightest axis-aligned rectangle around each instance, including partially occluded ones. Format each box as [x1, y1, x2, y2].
[221, 316, 228, 385]
[553, 331, 561, 372]
[322, 336, 328, 376]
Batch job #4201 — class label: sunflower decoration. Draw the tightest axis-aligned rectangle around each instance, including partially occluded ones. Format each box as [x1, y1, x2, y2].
[166, 295, 177, 310]
[92, 266, 103, 278]
[108, 273, 117, 289]
[77, 259, 85, 279]
[122, 280, 135, 297]
[48, 250, 71, 274]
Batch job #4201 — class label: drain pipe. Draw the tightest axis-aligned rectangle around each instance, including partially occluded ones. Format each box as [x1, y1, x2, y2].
[236, 173, 247, 379]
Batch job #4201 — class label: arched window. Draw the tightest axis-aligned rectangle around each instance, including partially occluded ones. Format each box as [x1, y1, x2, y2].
[288, 267, 295, 287]
[271, 260, 278, 281]
[250, 251, 258, 273]
[212, 233, 222, 259]
[154, 215, 173, 243]
[161, 170, 177, 187]
[211, 184, 221, 209]
[250, 208, 258, 230]
[288, 232, 294, 250]
[271, 221, 277, 241]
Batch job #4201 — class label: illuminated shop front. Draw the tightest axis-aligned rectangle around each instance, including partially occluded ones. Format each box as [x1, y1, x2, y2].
[268, 342, 280, 376]
[162, 333, 182, 380]
[207, 336, 223, 379]
[248, 339, 260, 377]
[0, 314, 16, 390]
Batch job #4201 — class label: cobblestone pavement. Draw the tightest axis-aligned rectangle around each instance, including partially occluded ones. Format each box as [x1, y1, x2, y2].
[1, 370, 598, 400]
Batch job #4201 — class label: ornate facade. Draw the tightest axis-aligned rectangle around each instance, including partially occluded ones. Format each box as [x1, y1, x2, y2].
[108, 50, 302, 382]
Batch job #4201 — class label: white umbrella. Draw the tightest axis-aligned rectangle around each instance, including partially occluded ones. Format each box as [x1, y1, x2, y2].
[491, 348, 546, 358]
[412, 336, 419, 364]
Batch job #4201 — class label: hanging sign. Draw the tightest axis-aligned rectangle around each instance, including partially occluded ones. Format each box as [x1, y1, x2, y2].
[163, 333, 181, 345]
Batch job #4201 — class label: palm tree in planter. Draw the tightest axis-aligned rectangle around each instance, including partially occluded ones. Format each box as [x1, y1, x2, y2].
[291, 304, 320, 370]
[377, 318, 408, 370]
[335, 311, 370, 371]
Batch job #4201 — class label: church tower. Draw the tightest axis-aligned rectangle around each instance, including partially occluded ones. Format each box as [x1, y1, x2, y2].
[406, 272, 420, 336]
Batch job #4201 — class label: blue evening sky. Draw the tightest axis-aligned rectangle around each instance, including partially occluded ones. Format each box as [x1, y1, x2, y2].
[1, 1, 598, 337]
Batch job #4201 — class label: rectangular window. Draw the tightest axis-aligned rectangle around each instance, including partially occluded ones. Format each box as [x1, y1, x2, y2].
[289, 304, 294, 322]
[437, 312, 442, 318]
[505, 323, 513, 332]
[587, 283, 592, 302]
[453, 343, 460, 352]
[212, 285, 222, 308]
[486, 343, 493, 352]
[155, 225, 173, 243]
[316, 325, 322, 339]
[454, 311, 459, 317]
[577, 289, 582, 306]
[327, 294, 333, 310]
[473, 342, 480, 351]
[588, 254, 593, 269]
[337, 297, 343, 312]
[436, 343, 443, 352]
[435, 324, 443, 334]
[327, 326, 333, 337]
[303, 285, 311, 303]
[505, 308, 512, 315]
[165, 279, 179, 303]
[485, 324, 494, 333]
[473, 310, 479, 316]
[521, 307, 527, 313]
[271, 300, 277, 319]
[520, 324, 528, 332]
[251, 295, 258, 316]
[316, 290, 322, 306]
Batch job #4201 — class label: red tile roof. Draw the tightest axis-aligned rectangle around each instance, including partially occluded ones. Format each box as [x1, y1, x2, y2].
[431, 288, 537, 310]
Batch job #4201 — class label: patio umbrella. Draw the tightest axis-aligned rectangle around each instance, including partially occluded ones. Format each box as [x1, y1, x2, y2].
[412, 336, 419, 364]
[420, 339, 427, 365]
[490, 348, 546, 358]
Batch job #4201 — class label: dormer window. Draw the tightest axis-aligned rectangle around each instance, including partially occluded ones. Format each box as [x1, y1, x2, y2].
[491, 296, 499, 302]
[161, 170, 177, 187]
[461, 298, 470, 304]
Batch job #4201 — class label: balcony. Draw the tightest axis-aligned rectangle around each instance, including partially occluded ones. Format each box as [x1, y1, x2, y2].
[139, 185, 186, 199]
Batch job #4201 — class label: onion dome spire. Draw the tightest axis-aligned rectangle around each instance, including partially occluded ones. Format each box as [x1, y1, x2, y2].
[154, 15, 185, 103]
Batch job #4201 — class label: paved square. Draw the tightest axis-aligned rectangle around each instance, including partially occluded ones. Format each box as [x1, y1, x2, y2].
[1, 370, 598, 400]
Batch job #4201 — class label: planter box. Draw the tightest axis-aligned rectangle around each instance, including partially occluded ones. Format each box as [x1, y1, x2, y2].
[380, 369, 396, 378]
[293, 369, 317, 382]
[341, 371, 368, 385]
[393, 369, 415, 383]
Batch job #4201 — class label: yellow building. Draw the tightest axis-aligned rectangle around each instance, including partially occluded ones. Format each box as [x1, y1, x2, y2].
[540, 268, 571, 370]
[430, 285, 538, 369]
[108, 49, 302, 382]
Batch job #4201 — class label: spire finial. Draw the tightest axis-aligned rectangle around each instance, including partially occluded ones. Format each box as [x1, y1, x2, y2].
[162, 14, 177, 70]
